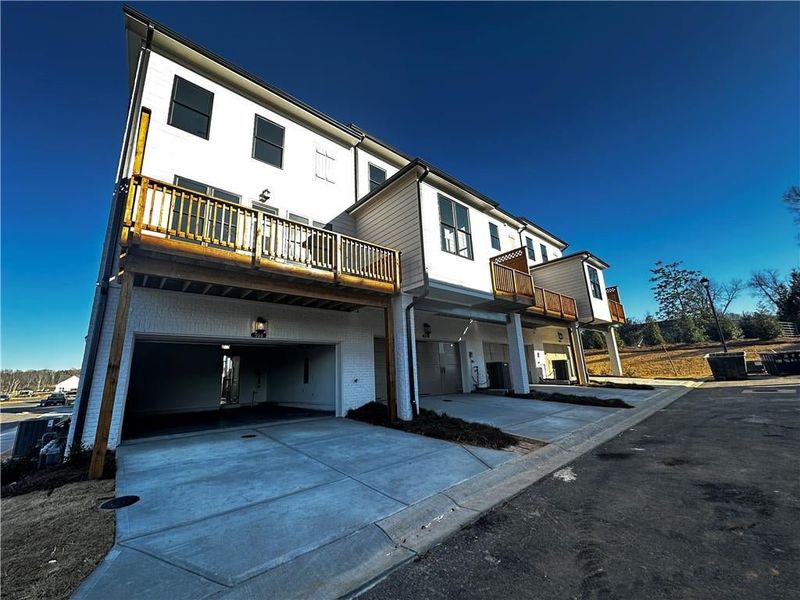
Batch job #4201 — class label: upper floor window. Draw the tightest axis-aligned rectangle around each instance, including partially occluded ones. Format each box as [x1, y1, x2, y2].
[588, 266, 603, 299]
[489, 223, 501, 251]
[438, 195, 473, 259]
[175, 176, 239, 203]
[368, 163, 387, 191]
[525, 237, 536, 260]
[169, 76, 214, 139]
[315, 148, 336, 183]
[288, 212, 309, 224]
[540, 244, 549, 262]
[253, 116, 285, 168]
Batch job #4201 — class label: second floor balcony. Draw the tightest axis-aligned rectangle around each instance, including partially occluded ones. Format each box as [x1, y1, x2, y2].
[120, 175, 400, 295]
[606, 286, 626, 323]
[489, 248, 577, 322]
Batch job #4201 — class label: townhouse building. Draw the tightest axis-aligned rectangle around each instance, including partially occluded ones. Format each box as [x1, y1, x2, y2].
[68, 7, 625, 473]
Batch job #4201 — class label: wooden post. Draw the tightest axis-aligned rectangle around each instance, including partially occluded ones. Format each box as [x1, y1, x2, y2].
[569, 326, 588, 386]
[132, 108, 151, 176]
[88, 271, 135, 479]
[384, 306, 397, 422]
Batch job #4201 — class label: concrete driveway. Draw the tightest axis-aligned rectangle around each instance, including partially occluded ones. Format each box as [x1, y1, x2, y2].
[74, 417, 516, 599]
[421, 385, 671, 442]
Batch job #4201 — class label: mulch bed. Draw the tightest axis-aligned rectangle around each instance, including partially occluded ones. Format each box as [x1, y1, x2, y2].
[589, 381, 655, 390]
[510, 390, 634, 409]
[1, 449, 116, 499]
[347, 402, 519, 450]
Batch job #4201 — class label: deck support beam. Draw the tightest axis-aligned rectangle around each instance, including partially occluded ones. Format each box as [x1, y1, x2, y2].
[604, 327, 623, 377]
[506, 313, 530, 394]
[569, 323, 589, 385]
[89, 271, 134, 479]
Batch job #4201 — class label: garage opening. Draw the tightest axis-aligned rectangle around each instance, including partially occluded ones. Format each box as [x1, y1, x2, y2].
[122, 340, 336, 440]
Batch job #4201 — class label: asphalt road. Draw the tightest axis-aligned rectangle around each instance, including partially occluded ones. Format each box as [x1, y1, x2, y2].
[363, 382, 800, 600]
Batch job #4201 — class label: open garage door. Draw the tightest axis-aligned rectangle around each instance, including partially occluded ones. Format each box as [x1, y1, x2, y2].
[123, 340, 336, 440]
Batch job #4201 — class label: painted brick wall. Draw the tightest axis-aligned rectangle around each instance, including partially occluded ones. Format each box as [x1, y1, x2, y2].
[70, 286, 385, 449]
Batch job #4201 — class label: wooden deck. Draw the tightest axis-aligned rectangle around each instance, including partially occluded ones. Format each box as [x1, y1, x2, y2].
[119, 175, 401, 297]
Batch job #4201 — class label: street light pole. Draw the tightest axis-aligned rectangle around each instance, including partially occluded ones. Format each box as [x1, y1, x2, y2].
[700, 277, 728, 353]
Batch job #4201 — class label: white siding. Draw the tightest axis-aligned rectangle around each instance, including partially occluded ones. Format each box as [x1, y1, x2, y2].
[356, 148, 403, 199]
[137, 52, 356, 228]
[354, 173, 424, 291]
[419, 181, 522, 295]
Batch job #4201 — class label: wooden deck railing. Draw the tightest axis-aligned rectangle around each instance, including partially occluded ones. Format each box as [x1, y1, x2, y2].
[529, 286, 578, 321]
[490, 248, 535, 302]
[606, 286, 626, 323]
[490, 262, 535, 299]
[122, 175, 400, 291]
[608, 299, 626, 323]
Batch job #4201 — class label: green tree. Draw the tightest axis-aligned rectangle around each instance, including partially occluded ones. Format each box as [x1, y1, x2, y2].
[749, 269, 800, 322]
[650, 261, 705, 320]
[675, 314, 706, 343]
[641, 316, 665, 346]
[739, 313, 783, 340]
[704, 314, 742, 342]
[581, 329, 606, 350]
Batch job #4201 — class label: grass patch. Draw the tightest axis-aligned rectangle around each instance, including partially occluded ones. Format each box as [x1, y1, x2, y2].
[589, 380, 655, 390]
[511, 390, 633, 409]
[347, 402, 518, 450]
[1, 479, 115, 600]
[1, 445, 116, 499]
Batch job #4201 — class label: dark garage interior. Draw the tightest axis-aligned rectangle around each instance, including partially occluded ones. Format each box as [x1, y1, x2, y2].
[122, 339, 336, 440]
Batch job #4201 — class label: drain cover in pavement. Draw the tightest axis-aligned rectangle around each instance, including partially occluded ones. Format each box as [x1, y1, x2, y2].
[100, 495, 140, 510]
[741, 388, 796, 394]
[241, 434, 257, 438]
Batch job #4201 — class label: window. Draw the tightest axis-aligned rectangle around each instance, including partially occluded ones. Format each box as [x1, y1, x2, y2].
[525, 237, 536, 260]
[489, 223, 501, 251]
[315, 148, 336, 183]
[313, 220, 333, 231]
[588, 266, 603, 299]
[368, 163, 386, 191]
[540, 244, 549, 262]
[288, 213, 309, 224]
[173, 176, 240, 243]
[169, 76, 214, 139]
[253, 203, 279, 216]
[438, 195, 473, 259]
[253, 116, 285, 168]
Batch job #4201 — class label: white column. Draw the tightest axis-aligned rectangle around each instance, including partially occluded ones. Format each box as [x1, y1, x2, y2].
[604, 327, 623, 377]
[570, 322, 589, 384]
[391, 294, 413, 420]
[506, 313, 530, 393]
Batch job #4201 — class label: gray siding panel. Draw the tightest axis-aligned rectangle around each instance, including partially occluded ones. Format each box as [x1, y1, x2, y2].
[531, 260, 592, 320]
[354, 176, 424, 290]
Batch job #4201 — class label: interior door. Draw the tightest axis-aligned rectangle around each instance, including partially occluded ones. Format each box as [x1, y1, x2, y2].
[417, 342, 462, 395]
[438, 343, 462, 393]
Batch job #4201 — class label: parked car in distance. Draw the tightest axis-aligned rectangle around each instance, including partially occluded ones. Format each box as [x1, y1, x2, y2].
[17, 389, 34, 397]
[40, 392, 67, 407]
[0, 393, 9, 402]
[65, 390, 77, 404]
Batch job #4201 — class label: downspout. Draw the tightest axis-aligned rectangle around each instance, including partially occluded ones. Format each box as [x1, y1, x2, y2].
[404, 166, 431, 416]
[71, 25, 153, 447]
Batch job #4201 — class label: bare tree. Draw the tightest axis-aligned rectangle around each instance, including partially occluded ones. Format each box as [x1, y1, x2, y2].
[748, 270, 787, 312]
[708, 278, 744, 315]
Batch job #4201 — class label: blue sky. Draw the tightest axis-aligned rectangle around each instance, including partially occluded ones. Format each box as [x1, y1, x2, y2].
[2, 2, 798, 369]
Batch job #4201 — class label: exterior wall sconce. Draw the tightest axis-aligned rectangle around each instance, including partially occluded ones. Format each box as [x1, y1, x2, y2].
[251, 317, 267, 338]
[423, 323, 432, 338]
[557, 332, 564, 342]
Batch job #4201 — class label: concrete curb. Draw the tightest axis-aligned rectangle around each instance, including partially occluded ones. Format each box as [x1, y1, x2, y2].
[350, 383, 698, 598]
